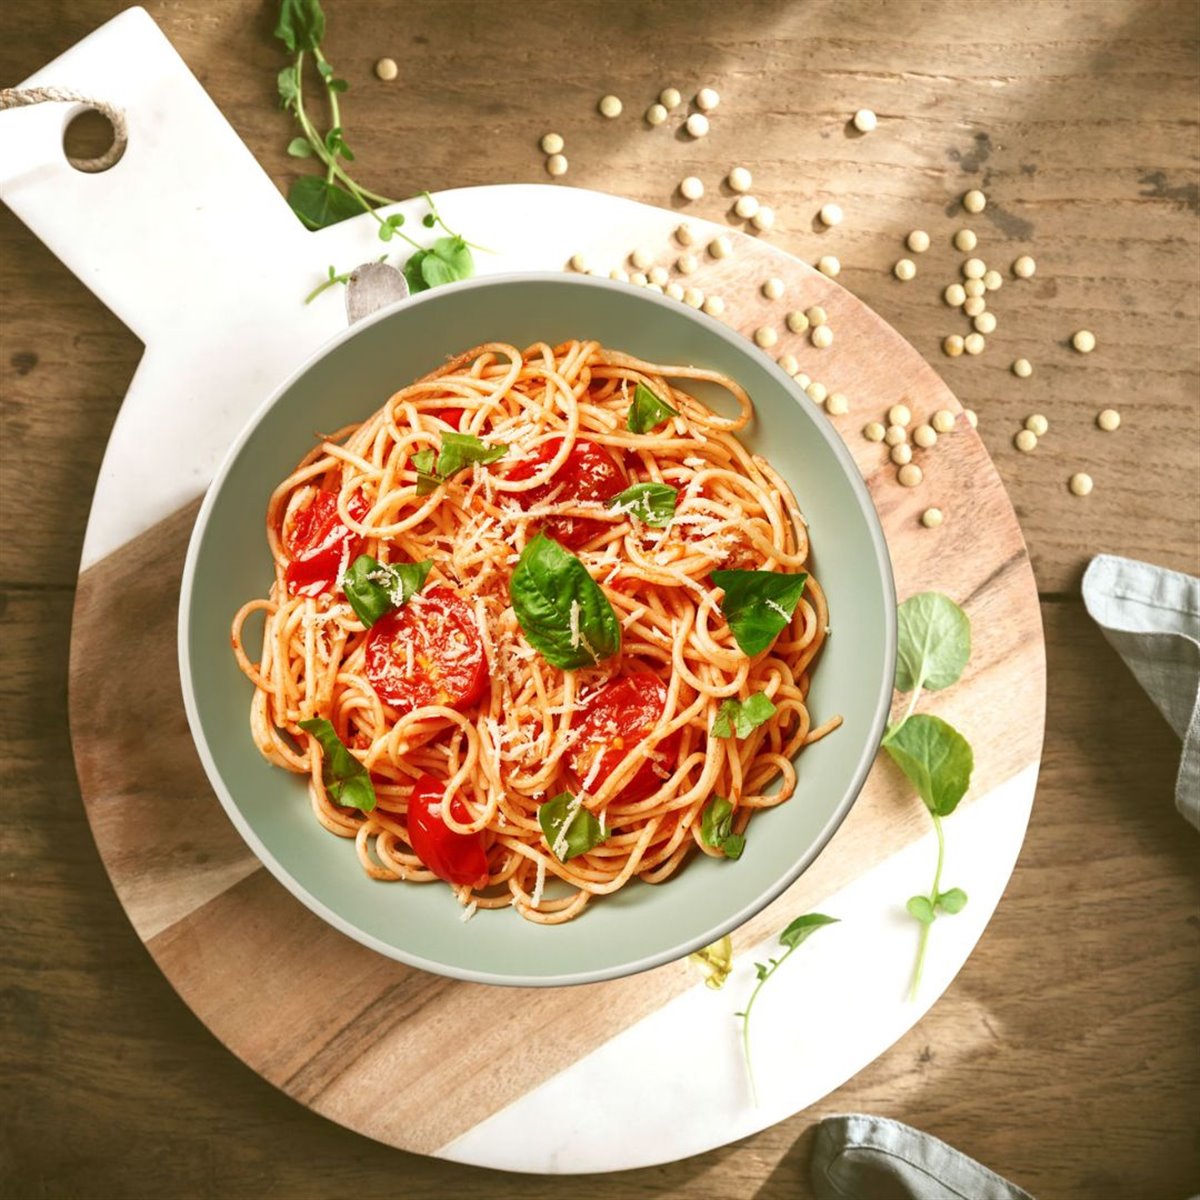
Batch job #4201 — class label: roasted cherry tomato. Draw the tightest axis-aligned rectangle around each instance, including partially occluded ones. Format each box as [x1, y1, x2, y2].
[568, 673, 680, 802]
[505, 436, 627, 549]
[284, 488, 371, 598]
[365, 587, 488, 714]
[407, 774, 490, 889]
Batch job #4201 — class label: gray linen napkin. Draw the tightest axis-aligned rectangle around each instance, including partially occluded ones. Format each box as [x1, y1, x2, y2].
[1082, 554, 1200, 830]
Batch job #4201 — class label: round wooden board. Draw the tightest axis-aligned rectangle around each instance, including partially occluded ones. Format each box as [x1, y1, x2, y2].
[61, 167, 1044, 1174]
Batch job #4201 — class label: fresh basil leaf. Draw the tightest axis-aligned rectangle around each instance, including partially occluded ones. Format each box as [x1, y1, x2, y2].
[895, 592, 971, 694]
[700, 796, 745, 860]
[778, 911, 839, 949]
[936, 887, 968, 914]
[538, 791, 607, 861]
[436, 431, 507, 481]
[419, 236, 474, 288]
[509, 533, 621, 669]
[626, 381, 678, 434]
[298, 717, 375, 811]
[286, 136, 314, 157]
[711, 569, 808, 658]
[277, 65, 300, 110]
[711, 692, 777, 739]
[274, 0, 325, 52]
[287, 176, 364, 230]
[906, 895, 935, 925]
[608, 482, 678, 528]
[409, 449, 439, 496]
[342, 555, 432, 627]
[884, 713, 974, 817]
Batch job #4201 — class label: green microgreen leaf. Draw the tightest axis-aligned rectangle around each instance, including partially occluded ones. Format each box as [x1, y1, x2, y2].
[342, 554, 432, 627]
[298, 717, 375, 811]
[538, 792, 607, 861]
[419, 235, 475, 288]
[608, 482, 678, 528]
[895, 591, 971, 695]
[711, 569, 808, 658]
[937, 887, 968, 914]
[700, 796, 745, 860]
[287, 176, 365, 230]
[710, 692, 777, 740]
[907, 895, 936, 924]
[277, 65, 300, 110]
[274, 0, 325, 52]
[883, 713, 974, 818]
[626, 381, 679, 434]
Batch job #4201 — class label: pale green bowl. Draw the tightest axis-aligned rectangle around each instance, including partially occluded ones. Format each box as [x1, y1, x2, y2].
[179, 273, 895, 987]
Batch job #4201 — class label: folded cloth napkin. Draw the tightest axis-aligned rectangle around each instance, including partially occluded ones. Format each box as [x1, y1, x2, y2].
[811, 1114, 1034, 1200]
[1082, 554, 1200, 831]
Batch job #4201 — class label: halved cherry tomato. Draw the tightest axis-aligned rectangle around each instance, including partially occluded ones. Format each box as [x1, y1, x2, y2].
[284, 488, 371, 598]
[505, 436, 627, 549]
[407, 774, 490, 889]
[431, 407, 465, 430]
[568, 673, 680, 802]
[365, 587, 488, 714]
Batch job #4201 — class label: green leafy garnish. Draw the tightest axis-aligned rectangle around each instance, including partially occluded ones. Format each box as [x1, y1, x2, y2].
[274, 0, 325, 52]
[342, 554, 432, 627]
[509, 533, 621, 669]
[413, 432, 508, 495]
[710, 692, 777, 739]
[711, 569, 808, 657]
[689, 935, 733, 989]
[287, 175, 364, 230]
[297, 717, 375, 811]
[538, 792, 607, 861]
[700, 796, 745, 859]
[608, 482, 678, 528]
[735, 913, 838, 1103]
[884, 591, 973, 1001]
[404, 236, 475, 292]
[626, 381, 678, 434]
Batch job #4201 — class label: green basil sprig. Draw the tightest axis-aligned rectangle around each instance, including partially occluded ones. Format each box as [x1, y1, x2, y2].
[538, 792, 607, 861]
[710, 693, 777, 739]
[711, 569, 808, 657]
[700, 796, 745, 860]
[627, 381, 678, 434]
[509, 533, 621, 669]
[297, 717, 376, 812]
[342, 554, 432, 627]
[413, 432, 508, 495]
[608, 482, 678, 528]
[883, 591, 974, 1000]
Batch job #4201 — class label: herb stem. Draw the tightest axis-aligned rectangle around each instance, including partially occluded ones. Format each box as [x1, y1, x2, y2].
[738, 946, 794, 1106]
[314, 48, 340, 185]
[908, 811, 946, 1001]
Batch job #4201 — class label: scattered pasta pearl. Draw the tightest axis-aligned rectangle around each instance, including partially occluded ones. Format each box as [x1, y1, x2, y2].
[807, 381, 828, 404]
[932, 409, 956, 433]
[907, 230, 931, 253]
[683, 287, 704, 308]
[630, 248, 654, 271]
[374, 57, 399, 81]
[963, 295, 986, 318]
[708, 235, 733, 259]
[1013, 255, 1036, 278]
[965, 408, 978, 428]
[646, 282, 665, 293]
[864, 421, 886, 442]
[1014, 429, 1038, 452]
[660, 86, 682, 109]
[1070, 472, 1094, 496]
[675, 223, 696, 246]
[884, 424, 907, 446]
[819, 202, 843, 227]
[1072, 329, 1097, 353]
[806, 305, 828, 326]
[944, 283, 967, 307]
[649, 265, 669, 286]
[540, 132, 564, 155]
[826, 392, 850, 416]
[898, 463, 924, 487]
[795, 373, 811, 390]
[665, 281, 685, 301]
[762, 277, 785, 300]
[983, 269, 1003, 291]
[728, 166, 753, 193]
[853, 108, 877, 132]
[921, 507, 944, 529]
[974, 311, 997, 334]
[962, 189, 987, 214]
[754, 325, 778, 348]
[811, 324, 834, 349]
[913, 424, 937, 448]
[546, 153, 568, 177]
[677, 253, 699, 275]
[891, 442, 913, 465]
[680, 175, 704, 200]
[1012, 358, 1032, 378]
[964, 332, 986, 355]
[702, 295, 725, 316]
[569, 253, 590, 272]
[630, 271, 648, 286]
[964, 278, 986, 298]
[751, 206, 775, 231]
[609, 267, 629, 282]
[894, 258, 917, 281]
[963, 257, 986, 280]
[954, 229, 978, 252]
[1025, 413, 1049, 436]
[786, 310, 810, 334]
[685, 113, 710, 138]
[599, 94, 623, 118]
[943, 335, 965, 357]
[734, 194, 760, 219]
[818, 256, 841, 278]
[778, 353, 799, 375]
[1097, 408, 1121, 431]
[646, 103, 668, 126]
[888, 404, 912, 427]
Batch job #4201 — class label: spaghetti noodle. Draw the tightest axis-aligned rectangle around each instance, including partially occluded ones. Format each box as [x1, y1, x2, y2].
[231, 340, 839, 923]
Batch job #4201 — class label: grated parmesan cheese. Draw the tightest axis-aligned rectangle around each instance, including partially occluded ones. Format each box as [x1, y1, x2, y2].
[531, 857, 547, 910]
[460, 901, 478, 923]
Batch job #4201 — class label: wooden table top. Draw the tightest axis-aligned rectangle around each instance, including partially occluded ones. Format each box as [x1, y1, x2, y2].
[2, 2, 1197, 1197]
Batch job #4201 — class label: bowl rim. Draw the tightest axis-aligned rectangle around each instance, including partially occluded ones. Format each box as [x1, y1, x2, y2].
[178, 271, 897, 987]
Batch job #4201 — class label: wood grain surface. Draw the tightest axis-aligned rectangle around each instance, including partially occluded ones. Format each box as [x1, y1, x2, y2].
[2, 1, 1198, 1198]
